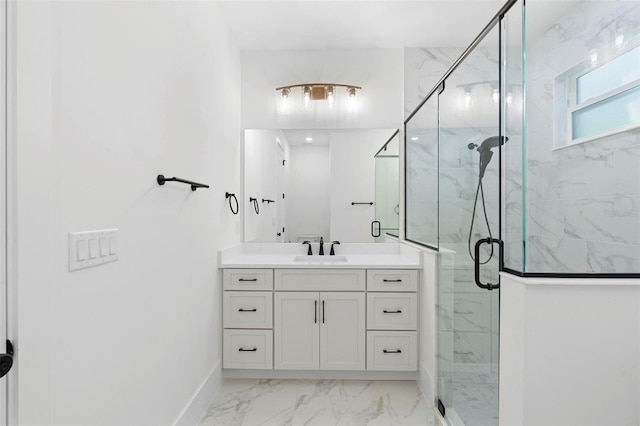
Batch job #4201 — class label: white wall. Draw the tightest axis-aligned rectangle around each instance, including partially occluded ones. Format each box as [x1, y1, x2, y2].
[14, 2, 241, 424]
[241, 48, 403, 130]
[500, 274, 640, 426]
[287, 144, 331, 243]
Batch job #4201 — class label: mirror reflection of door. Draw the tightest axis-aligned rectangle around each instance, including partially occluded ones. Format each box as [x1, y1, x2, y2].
[374, 131, 400, 242]
[276, 143, 286, 242]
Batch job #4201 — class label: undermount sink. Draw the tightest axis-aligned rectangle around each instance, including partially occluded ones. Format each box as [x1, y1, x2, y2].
[293, 255, 348, 263]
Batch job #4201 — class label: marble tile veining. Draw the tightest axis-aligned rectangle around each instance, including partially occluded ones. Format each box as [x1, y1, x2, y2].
[200, 379, 439, 426]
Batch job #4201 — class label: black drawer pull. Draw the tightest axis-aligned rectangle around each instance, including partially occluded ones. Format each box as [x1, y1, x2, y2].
[238, 347, 258, 352]
[383, 310, 402, 314]
[238, 278, 258, 282]
[383, 279, 402, 282]
[383, 349, 402, 354]
[238, 308, 257, 312]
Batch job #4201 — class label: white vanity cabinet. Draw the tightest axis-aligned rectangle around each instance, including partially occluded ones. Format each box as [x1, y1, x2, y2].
[366, 270, 418, 371]
[222, 269, 274, 370]
[221, 266, 418, 374]
[274, 291, 366, 370]
[274, 269, 366, 370]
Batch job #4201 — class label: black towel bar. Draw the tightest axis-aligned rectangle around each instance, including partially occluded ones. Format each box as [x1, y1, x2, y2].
[157, 174, 209, 191]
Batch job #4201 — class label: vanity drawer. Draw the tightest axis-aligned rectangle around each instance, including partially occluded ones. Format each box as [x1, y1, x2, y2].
[223, 269, 273, 291]
[367, 270, 418, 292]
[275, 269, 365, 291]
[367, 293, 417, 330]
[223, 329, 273, 369]
[367, 331, 417, 371]
[224, 291, 273, 329]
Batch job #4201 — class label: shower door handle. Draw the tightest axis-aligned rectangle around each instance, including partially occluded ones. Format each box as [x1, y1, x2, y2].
[474, 238, 503, 290]
[371, 221, 381, 238]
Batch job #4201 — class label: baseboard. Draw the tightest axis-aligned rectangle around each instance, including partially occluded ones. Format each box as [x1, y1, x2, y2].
[223, 369, 417, 381]
[418, 361, 435, 406]
[173, 361, 223, 426]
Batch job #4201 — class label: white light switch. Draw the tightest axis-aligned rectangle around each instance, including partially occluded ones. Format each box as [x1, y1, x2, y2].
[89, 239, 98, 259]
[99, 238, 109, 256]
[69, 229, 119, 272]
[77, 240, 88, 261]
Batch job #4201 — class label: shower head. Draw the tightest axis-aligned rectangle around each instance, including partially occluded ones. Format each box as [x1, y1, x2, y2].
[478, 136, 509, 152]
[475, 136, 509, 179]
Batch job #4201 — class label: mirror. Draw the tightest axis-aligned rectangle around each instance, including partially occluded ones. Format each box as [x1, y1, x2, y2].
[243, 128, 398, 243]
[374, 130, 400, 241]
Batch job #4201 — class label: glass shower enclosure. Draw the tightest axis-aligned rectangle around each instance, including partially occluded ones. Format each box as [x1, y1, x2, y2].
[404, 0, 639, 425]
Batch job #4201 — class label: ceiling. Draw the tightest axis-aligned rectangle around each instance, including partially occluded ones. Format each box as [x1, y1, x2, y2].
[216, 1, 507, 50]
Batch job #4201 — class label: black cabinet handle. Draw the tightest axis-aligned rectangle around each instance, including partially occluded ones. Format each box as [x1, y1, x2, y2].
[383, 349, 402, 354]
[383, 310, 402, 314]
[322, 300, 325, 324]
[314, 300, 317, 324]
[383, 279, 402, 282]
[238, 308, 257, 312]
[238, 278, 258, 282]
[238, 348, 257, 352]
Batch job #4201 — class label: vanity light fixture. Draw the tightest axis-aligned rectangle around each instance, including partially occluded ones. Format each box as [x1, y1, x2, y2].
[276, 83, 362, 104]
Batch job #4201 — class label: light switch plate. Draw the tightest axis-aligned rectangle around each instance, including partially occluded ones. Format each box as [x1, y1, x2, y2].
[69, 229, 119, 271]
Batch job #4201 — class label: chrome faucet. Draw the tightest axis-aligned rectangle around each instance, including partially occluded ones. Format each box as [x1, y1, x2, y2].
[319, 237, 324, 255]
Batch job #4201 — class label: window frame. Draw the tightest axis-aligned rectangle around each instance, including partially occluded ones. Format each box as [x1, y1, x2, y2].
[555, 42, 640, 150]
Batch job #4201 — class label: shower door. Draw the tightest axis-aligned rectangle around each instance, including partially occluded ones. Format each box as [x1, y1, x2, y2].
[436, 23, 502, 426]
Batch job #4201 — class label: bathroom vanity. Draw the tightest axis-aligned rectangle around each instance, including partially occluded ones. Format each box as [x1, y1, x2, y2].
[219, 243, 421, 378]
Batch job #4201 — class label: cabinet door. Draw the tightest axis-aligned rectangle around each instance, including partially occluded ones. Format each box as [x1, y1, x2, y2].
[274, 292, 319, 370]
[319, 292, 366, 370]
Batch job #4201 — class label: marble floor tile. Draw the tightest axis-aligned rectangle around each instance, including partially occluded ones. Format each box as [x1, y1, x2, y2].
[200, 379, 440, 426]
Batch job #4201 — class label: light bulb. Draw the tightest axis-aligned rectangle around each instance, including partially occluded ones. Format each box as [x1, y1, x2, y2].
[281, 88, 290, 98]
[463, 87, 472, 107]
[410, 136, 419, 141]
[347, 87, 357, 98]
[492, 88, 499, 103]
[303, 86, 311, 107]
[589, 48, 598, 66]
[305, 137, 313, 144]
[326, 86, 335, 108]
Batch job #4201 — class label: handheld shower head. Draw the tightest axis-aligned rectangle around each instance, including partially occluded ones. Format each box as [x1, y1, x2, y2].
[478, 136, 509, 152]
[476, 136, 509, 178]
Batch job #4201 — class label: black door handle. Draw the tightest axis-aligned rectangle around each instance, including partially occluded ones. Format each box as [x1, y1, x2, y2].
[371, 220, 381, 238]
[383, 349, 402, 354]
[238, 308, 257, 312]
[238, 347, 258, 352]
[322, 300, 325, 324]
[238, 278, 258, 282]
[0, 341, 14, 378]
[383, 310, 402, 314]
[474, 237, 503, 290]
[314, 300, 317, 324]
[383, 279, 402, 282]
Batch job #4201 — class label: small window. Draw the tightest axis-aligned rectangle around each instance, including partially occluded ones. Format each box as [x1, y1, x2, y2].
[555, 44, 640, 148]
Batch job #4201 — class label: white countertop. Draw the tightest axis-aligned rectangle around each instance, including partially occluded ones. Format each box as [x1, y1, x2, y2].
[218, 243, 422, 269]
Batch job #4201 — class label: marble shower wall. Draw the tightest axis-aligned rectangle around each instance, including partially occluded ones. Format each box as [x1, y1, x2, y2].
[524, 0, 640, 274]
